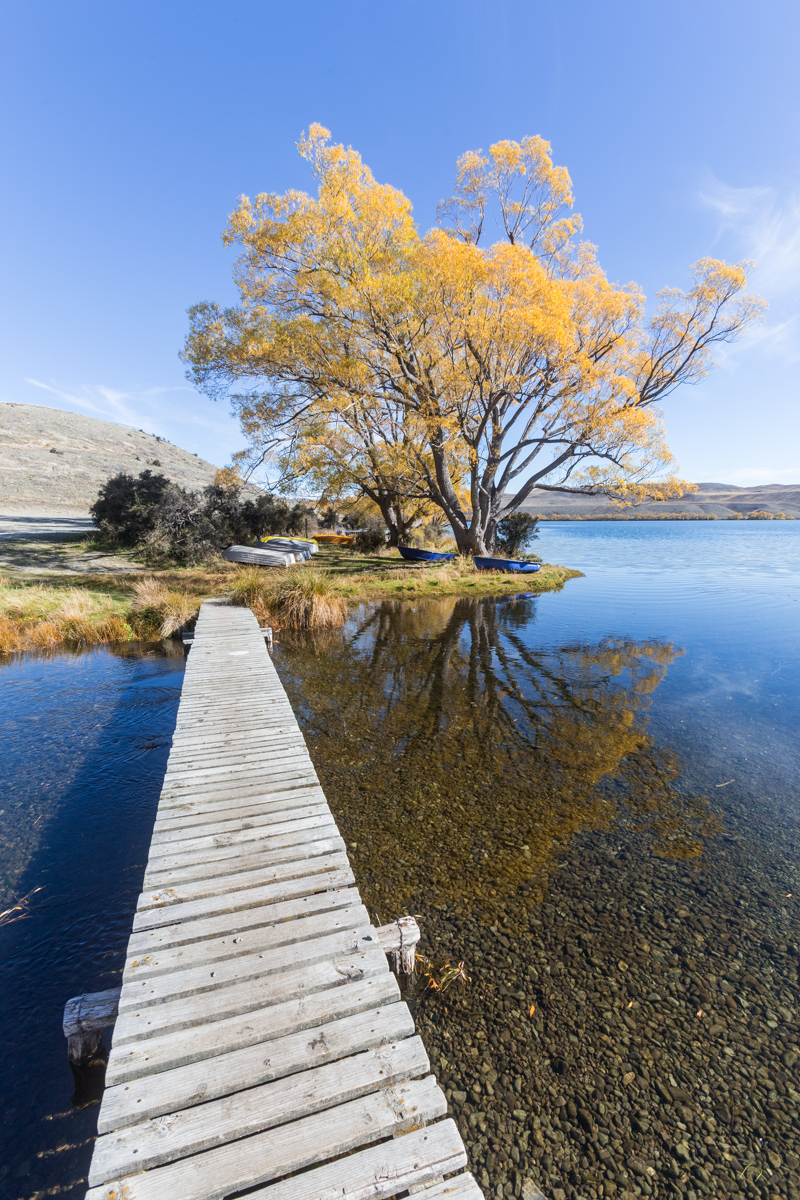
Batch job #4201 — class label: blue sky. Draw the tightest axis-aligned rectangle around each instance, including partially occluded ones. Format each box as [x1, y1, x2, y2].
[1, 0, 798, 485]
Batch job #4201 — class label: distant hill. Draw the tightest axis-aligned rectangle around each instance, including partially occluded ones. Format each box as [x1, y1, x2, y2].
[519, 481, 800, 519]
[0, 402, 256, 512]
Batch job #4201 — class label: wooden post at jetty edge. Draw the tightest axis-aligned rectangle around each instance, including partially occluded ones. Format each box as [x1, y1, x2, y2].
[82, 600, 484, 1200]
[63, 919, 419, 1065]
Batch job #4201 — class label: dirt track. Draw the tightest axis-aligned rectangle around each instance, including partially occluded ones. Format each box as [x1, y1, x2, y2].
[0, 510, 94, 541]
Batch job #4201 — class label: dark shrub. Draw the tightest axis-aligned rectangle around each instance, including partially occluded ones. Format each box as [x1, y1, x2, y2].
[91, 470, 311, 564]
[495, 513, 540, 557]
[144, 484, 222, 563]
[90, 470, 170, 546]
[354, 528, 386, 553]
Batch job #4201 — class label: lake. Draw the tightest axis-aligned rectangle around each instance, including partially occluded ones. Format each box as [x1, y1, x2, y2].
[1, 522, 798, 1200]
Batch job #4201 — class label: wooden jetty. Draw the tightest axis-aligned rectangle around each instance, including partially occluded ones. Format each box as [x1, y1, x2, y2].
[84, 600, 482, 1200]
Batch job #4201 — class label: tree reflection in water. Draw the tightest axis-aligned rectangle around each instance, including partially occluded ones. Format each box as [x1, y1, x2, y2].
[275, 596, 719, 926]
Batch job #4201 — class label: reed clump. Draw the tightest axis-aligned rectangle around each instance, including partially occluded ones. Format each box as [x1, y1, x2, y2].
[0, 581, 133, 652]
[129, 578, 200, 638]
[229, 566, 348, 630]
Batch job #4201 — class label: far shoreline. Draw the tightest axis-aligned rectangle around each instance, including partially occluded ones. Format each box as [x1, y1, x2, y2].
[528, 511, 797, 521]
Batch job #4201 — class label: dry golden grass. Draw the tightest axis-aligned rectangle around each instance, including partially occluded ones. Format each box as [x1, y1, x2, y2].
[228, 566, 348, 630]
[0, 579, 133, 652]
[130, 578, 200, 638]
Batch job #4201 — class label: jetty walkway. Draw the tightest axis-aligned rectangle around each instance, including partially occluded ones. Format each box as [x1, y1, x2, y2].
[84, 600, 482, 1200]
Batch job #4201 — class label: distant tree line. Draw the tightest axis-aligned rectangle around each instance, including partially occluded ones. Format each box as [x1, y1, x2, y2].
[90, 470, 309, 563]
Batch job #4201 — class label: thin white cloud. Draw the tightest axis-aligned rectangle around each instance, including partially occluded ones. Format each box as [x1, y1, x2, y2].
[700, 179, 800, 297]
[25, 378, 185, 426]
[699, 177, 800, 363]
[25, 378, 232, 436]
[20, 377, 246, 464]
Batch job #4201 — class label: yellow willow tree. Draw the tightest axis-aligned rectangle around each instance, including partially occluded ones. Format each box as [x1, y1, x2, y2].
[183, 126, 765, 555]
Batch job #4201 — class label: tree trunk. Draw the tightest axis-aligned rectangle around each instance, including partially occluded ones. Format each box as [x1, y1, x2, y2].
[376, 495, 416, 547]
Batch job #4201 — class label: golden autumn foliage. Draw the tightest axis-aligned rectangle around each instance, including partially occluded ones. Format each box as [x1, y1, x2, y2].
[184, 126, 765, 554]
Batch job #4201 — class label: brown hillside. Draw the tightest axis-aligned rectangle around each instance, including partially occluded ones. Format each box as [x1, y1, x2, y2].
[0, 402, 254, 512]
[519, 481, 800, 519]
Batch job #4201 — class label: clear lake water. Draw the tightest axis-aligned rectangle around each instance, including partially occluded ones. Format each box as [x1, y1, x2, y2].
[0, 521, 798, 1200]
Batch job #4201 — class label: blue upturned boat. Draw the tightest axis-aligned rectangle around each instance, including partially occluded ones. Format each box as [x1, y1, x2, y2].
[398, 546, 457, 563]
[474, 556, 541, 573]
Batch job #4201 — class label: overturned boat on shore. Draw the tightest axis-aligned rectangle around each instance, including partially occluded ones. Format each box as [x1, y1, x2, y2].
[259, 536, 319, 557]
[222, 544, 301, 567]
[474, 556, 541, 574]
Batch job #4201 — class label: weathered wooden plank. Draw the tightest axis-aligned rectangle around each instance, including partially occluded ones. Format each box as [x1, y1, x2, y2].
[85, 1075, 447, 1200]
[125, 886, 364, 956]
[124, 904, 368, 981]
[171, 692, 289, 707]
[163, 750, 313, 785]
[171, 715, 294, 733]
[172, 697, 293, 714]
[173, 694, 285, 705]
[136, 850, 349, 910]
[155, 781, 326, 814]
[174, 683, 286, 694]
[143, 833, 344, 888]
[160, 763, 316, 795]
[243, 1122, 470, 1200]
[91, 1036, 428, 1183]
[171, 704, 294, 721]
[99, 1000, 413, 1131]
[153, 792, 325, 831]
[111, 945, 388, 1044]
[418, 1175, 486, 1198]
[131, 866, 353, 934]
[118, 924, 378, 1010]
[106, 970, 400, 1087]
[156, 782, 322, 817]
[143, 822, 341, 883]
[147, 807, 332, 855]
[171, 690, 292, 706]
[160, 768, 319, 805]
[163, 745, 310, 775]
[164, 726, 301, 754]
[163, 743, 308, 773]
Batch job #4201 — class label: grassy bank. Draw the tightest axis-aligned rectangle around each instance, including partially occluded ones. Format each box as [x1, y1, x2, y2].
[0, 544, 581, 651]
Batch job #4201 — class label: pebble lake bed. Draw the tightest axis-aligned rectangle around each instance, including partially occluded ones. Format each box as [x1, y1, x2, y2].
[0, 521, 798, 1200]
[274, 522, 800, 1200]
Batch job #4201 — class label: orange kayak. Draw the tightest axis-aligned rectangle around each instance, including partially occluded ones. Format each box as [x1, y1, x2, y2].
[314, 533, 355, 545]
